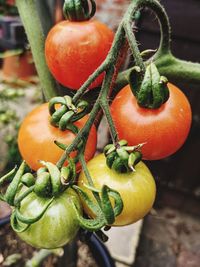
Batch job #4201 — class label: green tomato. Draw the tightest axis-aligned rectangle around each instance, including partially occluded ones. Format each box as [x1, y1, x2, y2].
[15, 188, 82, 249]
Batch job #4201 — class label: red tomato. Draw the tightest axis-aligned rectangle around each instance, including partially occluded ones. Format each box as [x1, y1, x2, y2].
[18, 103, 97, 170]
[45, 20, 114, 89]
[110, 83, 192, 160]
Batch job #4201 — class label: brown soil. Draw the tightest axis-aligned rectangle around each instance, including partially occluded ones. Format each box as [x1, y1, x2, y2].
[0, 223, 99, 267]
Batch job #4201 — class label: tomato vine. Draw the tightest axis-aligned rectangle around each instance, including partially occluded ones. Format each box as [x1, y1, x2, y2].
[0, 0, 199, 262]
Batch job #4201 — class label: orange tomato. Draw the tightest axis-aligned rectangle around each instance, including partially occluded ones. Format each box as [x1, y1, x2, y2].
[18, 103, 97, 170]
[45, 20, 114, 89]
[110, 83, 192, 160]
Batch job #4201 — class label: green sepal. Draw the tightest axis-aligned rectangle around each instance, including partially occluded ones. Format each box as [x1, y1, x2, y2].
[5, 161, 26, 206]
[73, 205, 106, 231]
[116, 147, 129, 167]
[50, 105, 68, 127]
[49, 97, 67, 115]
[36, 167, 47, 176]
[108, 189, 123, 217]
[0, 166, 17, 186]
[21, 173, 35, 187]
[34, 172, 52, 198]
[63, 0, 96, 22]
[106, 151, 117, 169]
[137, 63, 169, 109]
[60, 166, 71, 185]
[10, 211, 30, 233]
[112, 157, 128, 173]
[40, 161, 62, 197]
[14, 186, 35, 207]
[73, 185, 102, 216]
[101, 185, 115, 225]
[128, 66, 142, 97]
[15, 197, 54, 225]
[59, 110, 75, 130]
[128, 151, 142, 171]
[54, 140, 68, 151]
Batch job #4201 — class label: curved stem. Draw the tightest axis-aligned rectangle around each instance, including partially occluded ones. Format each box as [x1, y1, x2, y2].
[123, 21, 145, 73]
[116, 53, 200, 89]
[122, 0, 170, 69]
[15, 0, 58, 101]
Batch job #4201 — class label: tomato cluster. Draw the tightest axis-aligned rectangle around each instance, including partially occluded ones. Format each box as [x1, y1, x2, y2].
[8, 0, 192, 250]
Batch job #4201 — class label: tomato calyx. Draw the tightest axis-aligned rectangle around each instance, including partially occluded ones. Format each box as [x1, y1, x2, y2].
[63, 0, 96, 22]
[71, 184, 123, 232]
[104, 140, 143, 173]
[0, 159, 78, 234]
[49, 95, 89, 132]
[129, 62, 169, 109]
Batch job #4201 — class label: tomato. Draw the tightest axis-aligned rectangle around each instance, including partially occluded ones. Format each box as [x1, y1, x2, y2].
[78, 153, 156, 226]
[18, 103, 97, 171]
[15, 188, 81, 248]
[45, 20, 114, 89]
[110, 83, 192, 160]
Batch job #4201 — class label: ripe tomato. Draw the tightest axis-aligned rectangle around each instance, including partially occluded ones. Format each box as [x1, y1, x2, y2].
[110, 83, 192, 160]
[45, 20, 114, 89]
[15, 188, 81, 248]
[78, 153, 156, 226]
[18, 103, 97, 170]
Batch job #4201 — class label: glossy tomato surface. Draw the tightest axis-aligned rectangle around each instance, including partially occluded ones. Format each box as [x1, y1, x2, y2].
[16, 188, 81, 248]
[110, 83, 192, 160]
[45, 20, 114, 89]
[18, 103, 97, 170]
[78, 153, 156, 226]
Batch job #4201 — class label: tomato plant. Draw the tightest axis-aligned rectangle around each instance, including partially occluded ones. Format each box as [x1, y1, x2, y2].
[13, 188, 82, 249]
[110, 83, 192, 160]
[78, 153, 156, 226]
[45, 20, 114, 90]
[18, 103, 97, 170]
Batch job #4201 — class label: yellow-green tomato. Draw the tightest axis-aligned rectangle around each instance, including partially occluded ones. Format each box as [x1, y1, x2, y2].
[78, 154, 156, 226]
[16, 188, 81, 249]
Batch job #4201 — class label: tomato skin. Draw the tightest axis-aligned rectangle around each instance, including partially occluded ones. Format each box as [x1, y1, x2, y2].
[110, 83, 192, 160]
[45, 20, 114, 89]
[18, 103, 97, 171]
[16, 188, 81, 249]
[78, 153, 156, 226]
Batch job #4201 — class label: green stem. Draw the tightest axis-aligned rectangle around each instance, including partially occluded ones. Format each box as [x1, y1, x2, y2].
[122, 0, 171, 73]
[116, 53, 200, 89]
[16, 0, 58, 101]
[99, 67, 118, 144]
[79, 153, 101, 205]
[155, 53, 200, 84]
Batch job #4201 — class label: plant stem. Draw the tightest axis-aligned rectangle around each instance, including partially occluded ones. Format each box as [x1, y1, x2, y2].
[116, 53, 200, 89]
[155, 53, 200, 84]
[16, 0, 58, 101]
[79, 153, 102, 205]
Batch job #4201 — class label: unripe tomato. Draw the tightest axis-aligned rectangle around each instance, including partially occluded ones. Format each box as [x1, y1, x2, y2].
[18, 103, 97, 170]
[16, 188, 81, 248]
[110, 83, 192, 160]
[78, 153, 156, 226]
[45, 20, 114, 89]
